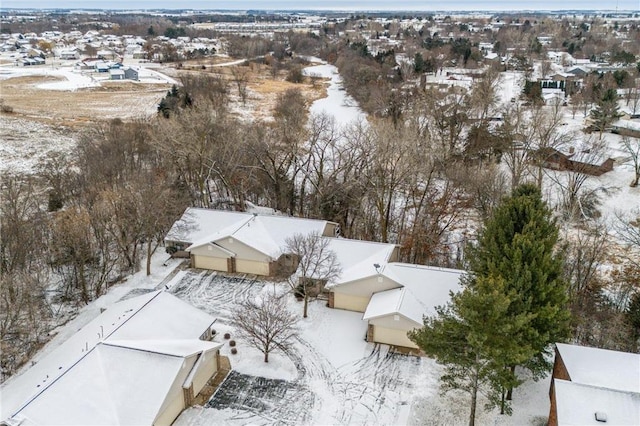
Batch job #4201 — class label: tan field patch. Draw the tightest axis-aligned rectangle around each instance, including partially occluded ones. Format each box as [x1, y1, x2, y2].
[2, 75, 66, 86]
[0, 79, 170, 126]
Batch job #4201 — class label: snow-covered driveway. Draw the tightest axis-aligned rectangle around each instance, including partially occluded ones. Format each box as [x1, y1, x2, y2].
[169, 270, 424, 425]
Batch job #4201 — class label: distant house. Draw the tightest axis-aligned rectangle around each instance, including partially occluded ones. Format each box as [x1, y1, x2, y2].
[20, 57, 44, 66]
[611, 119, 640, 139]
[59, 48, 79, 60]
[1, 291, 223, 426]
[532, 147, 615, 176]
[548, 343, 640, 426]
[94, 61, 109, 72]
[124, 67, 139, 80]
[165, 208, 338, 276]
[109, 68, 125, 80]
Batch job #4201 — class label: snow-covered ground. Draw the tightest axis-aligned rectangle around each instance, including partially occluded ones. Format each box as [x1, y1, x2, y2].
[168, 270, 549, 426]
[0, 61, 177, 89]
[0, 115, 78, 175]
[303, 62, 367, 130]
[2, 255, 550, 426]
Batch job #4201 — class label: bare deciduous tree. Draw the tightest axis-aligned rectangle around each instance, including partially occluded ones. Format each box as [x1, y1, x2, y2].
[234, 290, 299, 363]
[230, 65, 249, 105]
[285, 233, 341, 318]
[621, 136, 640, 187]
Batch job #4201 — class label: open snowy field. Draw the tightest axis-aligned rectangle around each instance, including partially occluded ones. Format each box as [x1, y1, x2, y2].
[0, 114, 78, 175]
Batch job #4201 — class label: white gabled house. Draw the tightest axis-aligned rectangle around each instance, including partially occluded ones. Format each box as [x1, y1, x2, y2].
[361, 264, 464, 349]
[326, 246, 464, 349]
[1, 291, 222, 426]
[324, 238, 400, 312]
[165, 208, 338, 276]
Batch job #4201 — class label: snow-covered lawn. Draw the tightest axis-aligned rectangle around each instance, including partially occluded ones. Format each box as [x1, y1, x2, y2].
[169, 269, 549, 426]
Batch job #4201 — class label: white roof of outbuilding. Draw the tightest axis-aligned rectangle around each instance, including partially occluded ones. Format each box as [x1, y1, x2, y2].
[363, 264, 464, 325]
[554, 379, 640, 426]
[1, 291, 219, 424]
[556, 343, 640, 393]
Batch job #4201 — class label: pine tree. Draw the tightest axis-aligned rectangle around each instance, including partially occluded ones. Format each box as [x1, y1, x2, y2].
[590, 88, 622, 138]
[409, 275, 533, 426]
[466, 183, 570, 397]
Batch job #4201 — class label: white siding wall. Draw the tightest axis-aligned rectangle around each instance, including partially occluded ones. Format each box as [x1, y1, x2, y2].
[192, 349, 218, 396]
[216, 239, 271, 262]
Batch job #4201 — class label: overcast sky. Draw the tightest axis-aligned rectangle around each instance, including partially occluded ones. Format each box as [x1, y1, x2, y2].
[1, 0, 639, 10]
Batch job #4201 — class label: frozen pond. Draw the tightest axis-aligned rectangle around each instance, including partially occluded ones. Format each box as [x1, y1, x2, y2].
[303, 63, 367, 130]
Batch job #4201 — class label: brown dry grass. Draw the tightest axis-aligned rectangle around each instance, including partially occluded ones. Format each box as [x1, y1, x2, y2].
[0, 60, 329, 127]
[0, 75, 170, 127]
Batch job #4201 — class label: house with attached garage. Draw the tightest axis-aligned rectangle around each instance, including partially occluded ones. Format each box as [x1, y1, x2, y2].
[325, 246, 464, 349]
[548, 343, 640, 426]
[0, 290, 223, 426]
[165, 208, 338, 277]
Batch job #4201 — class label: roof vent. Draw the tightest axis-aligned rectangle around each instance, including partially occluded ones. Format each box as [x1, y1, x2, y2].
[595, 412, 607, 423]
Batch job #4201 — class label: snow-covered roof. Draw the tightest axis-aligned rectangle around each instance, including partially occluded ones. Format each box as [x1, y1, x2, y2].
[229, 214, 332, 259]
[165, 208, 254, 244]
[167, 208, 336, 260]
[556, 343, 640, 393]
[363, 264, 464, 325]
[324, 238, 398, 287]
[1, 291, 219, 424]
[554, 379, 640, 426]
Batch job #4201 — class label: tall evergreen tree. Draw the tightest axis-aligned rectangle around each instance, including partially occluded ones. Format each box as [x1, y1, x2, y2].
[466, 183, 570, 397]
[409, 275, 533, 426]
[590, 88, 622, 138]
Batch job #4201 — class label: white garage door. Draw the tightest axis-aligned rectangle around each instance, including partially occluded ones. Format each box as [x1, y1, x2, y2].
[333, 292, 370, 312]
[235, 259, 270, 276]
[373, 325, 418, 349]
[193, 255, 228, 272]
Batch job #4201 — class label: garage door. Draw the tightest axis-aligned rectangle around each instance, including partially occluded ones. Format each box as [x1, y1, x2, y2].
[372, 325, 418, 349]
[235, 259, 270, 276]
[333, 292, 369, 312]
[193, 255, 228, 272]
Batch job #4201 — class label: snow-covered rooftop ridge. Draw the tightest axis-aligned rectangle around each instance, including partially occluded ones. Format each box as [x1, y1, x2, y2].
[165, 207, 254, 244]
[168, 207, 336, 259]
[9, 340, 221, 426]
[1, 290, 217, 423]
[325, 237, 398, 286]
[554, 379, 640, 426]
[363, 264, 464, 324]
[556, 343, 640, 394]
